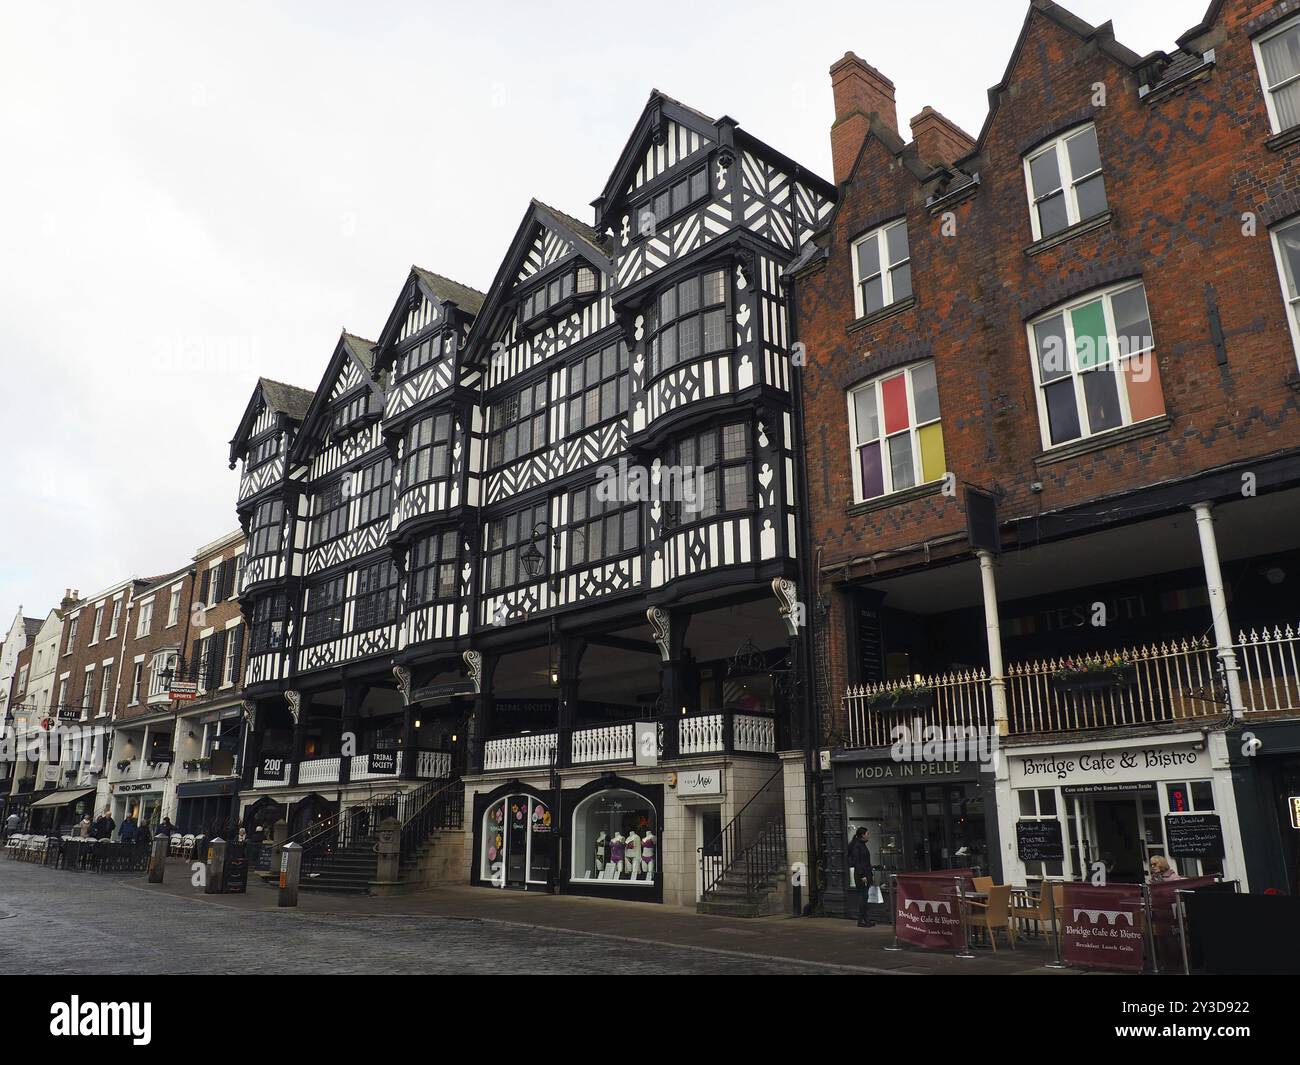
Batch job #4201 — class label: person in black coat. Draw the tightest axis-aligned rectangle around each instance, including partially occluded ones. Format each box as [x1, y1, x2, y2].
[847, 827, 876, 927]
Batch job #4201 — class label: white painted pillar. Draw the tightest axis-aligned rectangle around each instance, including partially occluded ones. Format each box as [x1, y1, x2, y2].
[977, 550, 1010, 736]
[1191, 502, 1244, 713]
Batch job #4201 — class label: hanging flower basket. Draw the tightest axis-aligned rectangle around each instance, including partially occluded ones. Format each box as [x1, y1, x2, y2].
[1050, 656, 1137, 693]
[867, 683, 935, 714]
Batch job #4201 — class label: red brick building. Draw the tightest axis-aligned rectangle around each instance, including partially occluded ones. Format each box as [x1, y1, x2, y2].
[790, 0, 1300, 911]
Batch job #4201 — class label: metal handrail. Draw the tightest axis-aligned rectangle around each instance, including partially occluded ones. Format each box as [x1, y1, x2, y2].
[697, 764, 785, 897]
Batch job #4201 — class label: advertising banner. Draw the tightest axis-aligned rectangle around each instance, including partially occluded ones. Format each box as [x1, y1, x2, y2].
[1148, 876, 1216, 971]
[1061, 882, 1145, 971]
[894, 869, 976, 951]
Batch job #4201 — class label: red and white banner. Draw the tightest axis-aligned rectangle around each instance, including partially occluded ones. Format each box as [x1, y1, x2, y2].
[894, 870, 976, 951]
[1061, 882, 1145, 971]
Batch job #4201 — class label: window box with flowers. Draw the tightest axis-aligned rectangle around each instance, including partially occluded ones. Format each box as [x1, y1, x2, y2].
[866, 680, 936, 714]
[1050, 655, 1137, 693]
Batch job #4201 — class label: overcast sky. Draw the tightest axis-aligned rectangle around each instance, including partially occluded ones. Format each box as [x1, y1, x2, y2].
[0, 0, 1206, 620]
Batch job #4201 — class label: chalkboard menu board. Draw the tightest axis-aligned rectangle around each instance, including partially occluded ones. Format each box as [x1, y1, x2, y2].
[1016, 819, 1065, 862]
[1164, 813, 1225, 859]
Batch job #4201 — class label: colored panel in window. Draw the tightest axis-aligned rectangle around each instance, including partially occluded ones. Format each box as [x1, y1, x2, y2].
[888, 433, 915, 490]
[881, 374, 909, 435]
[1110, 285, 1152, 357]
[1043, 379, 1081, 444]
[1034, 314, 1069, 381]
[911, 362, 939, 423]
[1082, 369, 1122, 433]
[918, 422, 946, 484]
[1071, 300, 1109, 369]
[1121, 353, 1165, 423]
[858, 442, 884, 499]
[853, 387, 880, 443]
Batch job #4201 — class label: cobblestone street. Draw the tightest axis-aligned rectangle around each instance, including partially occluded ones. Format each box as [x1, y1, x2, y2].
[0, 862, 837, 975]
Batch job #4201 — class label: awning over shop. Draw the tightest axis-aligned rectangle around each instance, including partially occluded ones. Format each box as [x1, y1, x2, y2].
[29, 787, 96, 809]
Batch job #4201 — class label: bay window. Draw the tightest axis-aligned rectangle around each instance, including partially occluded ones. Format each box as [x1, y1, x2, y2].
[668, 423, 750, 525]
[403, 412, 452, 489]
[851, 219, 911, 317]
[488, 381, 547, 468]
[310, 480, 349, 545]
[354, 456, 393, 527]
[1024, 125, 1107, 240]
[568, 483, 640, 567]
[647, 268, 728, 376]
[303, 576, 346, 645]
[408, 530, 459, 605]
[485, 500, 549, 592]
[567, 341, 630, 434]
[1028, 281, 1164, 449]
[352, 560, 399, 632]
[848, 361, 946, 502]
[250, 595, 288, 654]
[249, 498, 285, 562]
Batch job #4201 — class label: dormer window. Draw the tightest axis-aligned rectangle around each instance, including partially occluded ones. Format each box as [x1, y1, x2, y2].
[395, 334, 445, 380]
[639, 166, 709, 233]
[330, 390, 379, 434]
[521, 265, 600, 326]
[247, 432, 279, 469]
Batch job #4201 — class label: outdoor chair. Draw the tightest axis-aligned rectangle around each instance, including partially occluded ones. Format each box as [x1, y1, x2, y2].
[1011, 884, 1056, 940]
[965, 883, 1016, 951]
[972, 875, 994, 894]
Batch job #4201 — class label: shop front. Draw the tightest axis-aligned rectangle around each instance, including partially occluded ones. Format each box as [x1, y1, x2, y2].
[112, 781, 165, 828]
[175, 778, 241, 835]
[1228, 719, 1300, 894]
[831, 749, 999, 918]
[996, 730, 1246, 887]
[28, 786, 97, 834]
[471, 783, 556, 890]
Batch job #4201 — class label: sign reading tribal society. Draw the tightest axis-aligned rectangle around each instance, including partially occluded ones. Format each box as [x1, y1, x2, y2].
[1060, 883, 1145, 971]
[894, 871, 975, 950]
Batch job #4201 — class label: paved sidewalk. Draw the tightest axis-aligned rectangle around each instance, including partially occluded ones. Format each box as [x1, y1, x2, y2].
[108, 857, 1080, 974]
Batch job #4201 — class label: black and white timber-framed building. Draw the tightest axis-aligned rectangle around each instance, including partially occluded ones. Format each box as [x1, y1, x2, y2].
[226, 91, 833, 907]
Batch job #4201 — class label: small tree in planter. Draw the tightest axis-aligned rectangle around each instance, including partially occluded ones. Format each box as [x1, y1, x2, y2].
[1051, 653, 1136, 692]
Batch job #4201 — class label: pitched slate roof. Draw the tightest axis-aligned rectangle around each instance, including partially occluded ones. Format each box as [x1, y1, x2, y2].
[531, 199, 609, 259]
[341, 333, 378, 372]
[22, 618, 42, 641]
[258, 377, 315, 421]
[412, 267, 486, 315]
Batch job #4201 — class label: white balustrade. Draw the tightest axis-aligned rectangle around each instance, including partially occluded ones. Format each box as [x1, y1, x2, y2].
[733, 714, 776, 754]
[297, 756, 341, 785]
[416, 750, 452, 779]
[483, 732, 557, 771]
[570, 723, 635, 765]
[678, 714, 724, 755]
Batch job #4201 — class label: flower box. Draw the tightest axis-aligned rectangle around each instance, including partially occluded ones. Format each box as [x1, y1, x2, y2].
[1050, 661, 1137, 693]
[867, 687, 935, 713]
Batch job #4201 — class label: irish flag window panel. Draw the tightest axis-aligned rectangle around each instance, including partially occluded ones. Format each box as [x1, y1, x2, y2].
[1030, 281, 1164, 449]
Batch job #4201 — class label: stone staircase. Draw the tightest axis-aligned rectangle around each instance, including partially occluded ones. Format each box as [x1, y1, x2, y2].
[695, 769, 788, 919]
[695, 845, 788, 917]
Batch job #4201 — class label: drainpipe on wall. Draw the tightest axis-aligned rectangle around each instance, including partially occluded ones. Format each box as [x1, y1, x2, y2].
[782, 268, 822, 914]
[1191, 502, 1245, 714]
[976, 550, 1009, 737]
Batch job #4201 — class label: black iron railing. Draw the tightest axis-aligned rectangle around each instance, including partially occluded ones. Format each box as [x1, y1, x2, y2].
[698, 763, 786, 898]
[399, 777, 465, 860]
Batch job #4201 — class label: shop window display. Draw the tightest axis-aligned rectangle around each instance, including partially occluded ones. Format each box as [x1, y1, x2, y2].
[481, 793, 553, 887]
[571, 788, 657, 885]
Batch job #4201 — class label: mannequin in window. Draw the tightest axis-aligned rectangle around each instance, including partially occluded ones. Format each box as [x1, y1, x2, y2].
[640, 829, 656, 882]
[607, 832, 625, 879]
[594, 831, 607, 875]
[624, 828, 641, 878]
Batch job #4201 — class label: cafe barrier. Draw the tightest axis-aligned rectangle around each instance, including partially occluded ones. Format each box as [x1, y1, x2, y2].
[1178, 885, 1300, 975]
[890, 869, 977, 956]
[1060, 882, 1145, 972]
[1144, 876, 1218, 973]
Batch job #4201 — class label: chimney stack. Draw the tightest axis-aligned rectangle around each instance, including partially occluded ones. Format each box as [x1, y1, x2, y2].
[830, 52, 897, 185]
[909, 106, 976, 169]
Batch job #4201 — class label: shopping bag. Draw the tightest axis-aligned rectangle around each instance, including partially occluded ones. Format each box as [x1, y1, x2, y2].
[867, 885, 883, 904]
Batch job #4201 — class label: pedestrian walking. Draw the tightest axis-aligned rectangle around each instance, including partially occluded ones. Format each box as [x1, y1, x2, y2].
[848, 827, 877, 927]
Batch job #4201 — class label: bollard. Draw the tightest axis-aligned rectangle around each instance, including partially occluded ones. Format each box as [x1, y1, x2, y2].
[268, 819, 288, 880]
[374, 817, 400, 885]
[278, 841, 302, 908]
[205, 837, 228, 894]
[1044, 880, 1067, 969]
[884, 874, 902, 951]
[147, 834, 168, 883]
